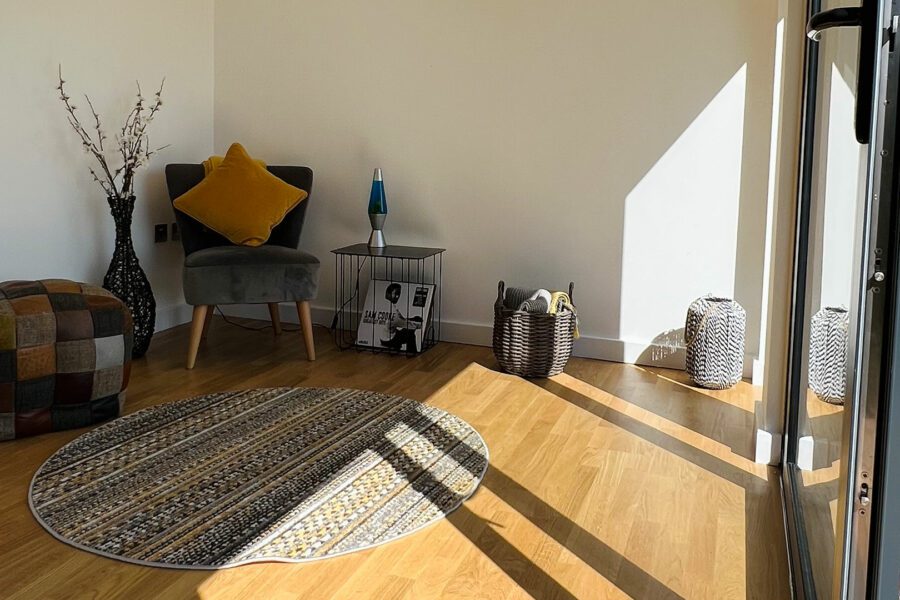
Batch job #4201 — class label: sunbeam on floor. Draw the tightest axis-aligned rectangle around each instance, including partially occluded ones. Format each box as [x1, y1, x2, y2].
[1, 324, 789, 599]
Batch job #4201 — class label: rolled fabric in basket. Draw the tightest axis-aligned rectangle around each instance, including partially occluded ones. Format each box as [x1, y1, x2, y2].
[519, 289, 552, 313]
[549, 291, 571, 315]
[549, 291, 579, 338]
[504, 286, 539, 310]
[520, 297, 549, 313]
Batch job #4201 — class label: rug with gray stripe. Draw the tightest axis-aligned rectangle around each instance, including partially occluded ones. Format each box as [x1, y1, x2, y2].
[29, 387, 489, 569]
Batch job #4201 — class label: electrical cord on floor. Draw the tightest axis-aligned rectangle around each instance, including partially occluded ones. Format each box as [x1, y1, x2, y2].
[330, 256, 369, 330]
[214, 306, 331, 333]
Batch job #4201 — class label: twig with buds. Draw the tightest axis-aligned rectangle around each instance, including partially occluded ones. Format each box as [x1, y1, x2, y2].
[57, 65, 168, 199]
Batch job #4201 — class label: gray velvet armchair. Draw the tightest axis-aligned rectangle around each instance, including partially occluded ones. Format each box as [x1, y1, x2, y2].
[165, 164, 319, 369]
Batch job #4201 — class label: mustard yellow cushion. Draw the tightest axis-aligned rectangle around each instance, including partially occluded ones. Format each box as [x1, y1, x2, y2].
[202, 154, 266, 176]
[174, 143, 308, 247]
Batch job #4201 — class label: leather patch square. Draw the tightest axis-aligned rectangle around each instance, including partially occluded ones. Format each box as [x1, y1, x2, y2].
[91, 307, 124, 338]
[91, 394, 121, 423]
[55, 372, 94, 405]
[51, 403, 92, 431]
[0, 300, 15, 350]
[41, 280, 82, 294]
[0, 382, 13, 412]
[81, 285, 114, 299]
[123, 332, 133, 361]
[56, 339, 96, 373]
[95, 336, 124, 370]
[85, 294, 122, 310]
[121, 361, 132, 389]
[17, 344, 55, 381]
[92, 367, 123, 400]
[15, 377, 54, 412]
[16, 312, 56, 348]
[56, 310, 94, 341]
[49, 293, 88, 312]
[14, 408, 52, 437]
[0, 281, 45, 299]
[0, 350, 14, 383]
[9, 294, 52, 316]
[0, 414, 13, 440]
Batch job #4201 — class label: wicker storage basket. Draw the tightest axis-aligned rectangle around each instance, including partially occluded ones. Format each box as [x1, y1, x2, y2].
[492, 281, 577, 378]
[808, 306, 849, 405]
[684, 296, 746, 389]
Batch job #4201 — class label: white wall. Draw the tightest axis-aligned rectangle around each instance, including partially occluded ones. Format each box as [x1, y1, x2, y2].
[0, 2, 787, 367]
[0, 0, 214, 330]
[213, 0, 780, 365]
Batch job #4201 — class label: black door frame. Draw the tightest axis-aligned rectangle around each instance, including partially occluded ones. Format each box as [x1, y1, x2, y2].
[868, 2, 900, 596]
[782, 0, 900, 598]
[781, 1, 821, 596]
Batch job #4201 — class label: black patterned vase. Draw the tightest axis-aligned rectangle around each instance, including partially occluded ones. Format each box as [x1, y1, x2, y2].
[103, 195, 156, 358]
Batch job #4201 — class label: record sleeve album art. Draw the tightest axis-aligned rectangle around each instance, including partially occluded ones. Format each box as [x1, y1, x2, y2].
[356, 281, 435, 352]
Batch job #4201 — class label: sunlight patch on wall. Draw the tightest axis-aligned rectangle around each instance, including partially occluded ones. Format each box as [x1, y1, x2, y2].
[620, 65, 748, 346]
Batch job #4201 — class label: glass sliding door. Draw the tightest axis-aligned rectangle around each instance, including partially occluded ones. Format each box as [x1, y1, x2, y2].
[788, 1, 868, 597]
[784, 0, 900, 597]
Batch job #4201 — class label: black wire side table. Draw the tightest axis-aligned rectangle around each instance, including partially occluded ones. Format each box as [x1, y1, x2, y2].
[332, 244, 444, 354]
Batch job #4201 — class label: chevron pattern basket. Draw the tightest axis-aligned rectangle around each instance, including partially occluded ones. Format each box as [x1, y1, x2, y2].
[808, 306, 849, 405]
[684, 296, 745, 389]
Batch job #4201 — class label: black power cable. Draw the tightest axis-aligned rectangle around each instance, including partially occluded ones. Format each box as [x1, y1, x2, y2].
[214, 306, 330, 333]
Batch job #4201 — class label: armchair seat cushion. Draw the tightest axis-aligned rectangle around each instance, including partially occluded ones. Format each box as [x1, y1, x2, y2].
[183, 246, 320, 306]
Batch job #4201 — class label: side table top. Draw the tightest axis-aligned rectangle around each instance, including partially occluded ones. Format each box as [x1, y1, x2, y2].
[331, 244, 446, 259]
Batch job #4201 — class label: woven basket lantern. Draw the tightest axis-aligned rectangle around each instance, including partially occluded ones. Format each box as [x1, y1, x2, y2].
[684, 296, 746, 390]
[808, 306, 849, 405]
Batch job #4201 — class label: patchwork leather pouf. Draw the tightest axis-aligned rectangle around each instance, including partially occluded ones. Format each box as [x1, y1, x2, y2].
[0, 279, 132, 440]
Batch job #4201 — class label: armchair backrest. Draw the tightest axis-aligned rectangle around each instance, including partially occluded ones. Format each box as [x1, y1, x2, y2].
[164, 164, 314, 256]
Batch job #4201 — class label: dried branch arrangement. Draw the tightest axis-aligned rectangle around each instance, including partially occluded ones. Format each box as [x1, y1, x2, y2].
[57, 66, 168, 198]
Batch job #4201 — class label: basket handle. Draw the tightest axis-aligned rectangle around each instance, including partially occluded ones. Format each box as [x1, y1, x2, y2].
[568, 282, 574, 303]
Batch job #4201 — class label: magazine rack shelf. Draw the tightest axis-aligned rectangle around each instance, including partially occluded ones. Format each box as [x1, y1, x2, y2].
[331, 244, 444, 354]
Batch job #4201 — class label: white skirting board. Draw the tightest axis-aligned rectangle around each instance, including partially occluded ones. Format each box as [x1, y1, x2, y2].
[797, 435, 816, 472]
[205, 303, 757, 375]
[795, 435, 836, 472]
[755, 429, 783, 465]
[154, 303, 194, 333]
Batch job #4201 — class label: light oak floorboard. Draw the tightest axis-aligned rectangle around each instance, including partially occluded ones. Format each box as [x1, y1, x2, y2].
[0, 318, 790, 599]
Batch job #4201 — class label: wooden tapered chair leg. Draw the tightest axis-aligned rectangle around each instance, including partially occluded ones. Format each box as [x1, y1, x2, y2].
[268, 303, 282, 335]
[296, 300, 315, 361]
[186, 305, 209, 369]
[201, 305, 215, 340]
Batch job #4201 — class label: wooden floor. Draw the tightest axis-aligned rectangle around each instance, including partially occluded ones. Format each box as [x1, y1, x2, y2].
[799, 392, 845, 598]
[0, 318, 790, 599]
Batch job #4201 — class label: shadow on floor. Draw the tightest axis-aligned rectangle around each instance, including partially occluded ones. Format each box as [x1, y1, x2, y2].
[528, 375, 787, 599]
[572, 359, 758, 461]
[394, 410, 685, 600]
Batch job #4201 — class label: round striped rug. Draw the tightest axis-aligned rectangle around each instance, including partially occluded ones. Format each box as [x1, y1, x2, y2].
[29, 387, 489, 569]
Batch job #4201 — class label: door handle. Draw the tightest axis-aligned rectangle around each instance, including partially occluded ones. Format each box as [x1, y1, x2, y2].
[806, 1, 878, 144]
[807, 7, 862, 41]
